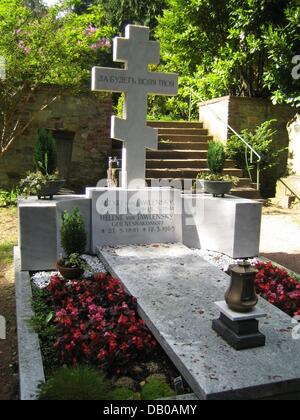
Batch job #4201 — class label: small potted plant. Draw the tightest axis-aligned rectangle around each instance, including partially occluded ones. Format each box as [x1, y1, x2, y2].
[20, 129, 65, 199]
[197, 141, 238, 197]
[57, 208, 87, 279]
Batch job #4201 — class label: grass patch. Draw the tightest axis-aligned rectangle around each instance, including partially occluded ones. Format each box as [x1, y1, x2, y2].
[0, 242, 15, 266]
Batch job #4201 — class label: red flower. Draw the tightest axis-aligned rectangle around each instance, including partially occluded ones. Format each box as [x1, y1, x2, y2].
[97, 349, 108, 360]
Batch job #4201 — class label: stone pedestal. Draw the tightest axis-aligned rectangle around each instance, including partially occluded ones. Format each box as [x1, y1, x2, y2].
[18, 196, 91, 271]
[212, 301, 266, 351]
[182, 194, 262, 258]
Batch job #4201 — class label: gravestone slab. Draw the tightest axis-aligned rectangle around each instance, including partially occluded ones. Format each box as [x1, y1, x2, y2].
[92, 25, 178, 187]
[88, 188, 182, 251]
[98, 243, 300, 400]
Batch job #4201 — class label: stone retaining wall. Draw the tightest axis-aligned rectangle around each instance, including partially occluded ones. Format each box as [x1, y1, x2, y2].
[0, 86, 112, 190]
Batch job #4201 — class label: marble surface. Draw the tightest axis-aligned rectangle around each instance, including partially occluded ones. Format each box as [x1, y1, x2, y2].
[14, 247, 45, 400]
[215, 301, 267, 322]
[90, 188, 182, 251]
[92, 25, 178, 187]
[182, 194, 262, 258]
[98, 243, 300, 400]
[18, 196, 91, 271]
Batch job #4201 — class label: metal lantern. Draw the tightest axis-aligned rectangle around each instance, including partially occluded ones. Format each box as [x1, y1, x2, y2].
[225, 261, 258, 313]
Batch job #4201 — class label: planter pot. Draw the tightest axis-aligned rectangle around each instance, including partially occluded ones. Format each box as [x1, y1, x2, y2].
[199, 180, 233, 197]
[38, 180, 65, 200]
[57, 260, 84, 280]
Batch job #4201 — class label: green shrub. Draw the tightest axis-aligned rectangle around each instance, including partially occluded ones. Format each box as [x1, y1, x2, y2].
[109, 388, 138, 400]
[141, 379, 176, 400]
[0, 188, 19, 207]
[207, 141, 226, 174]
[34, 129, 57, 175]
[226, 120, 279, 173]
[226, 119, 286, 197]
[60, 208, 87, 256]
[38, 366, 111, 400]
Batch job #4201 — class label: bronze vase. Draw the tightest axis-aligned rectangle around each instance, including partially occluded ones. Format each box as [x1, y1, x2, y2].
[225, 261, 258, 313]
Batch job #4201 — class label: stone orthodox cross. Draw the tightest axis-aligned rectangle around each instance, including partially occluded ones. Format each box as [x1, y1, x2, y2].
[92, 25, 178, 188]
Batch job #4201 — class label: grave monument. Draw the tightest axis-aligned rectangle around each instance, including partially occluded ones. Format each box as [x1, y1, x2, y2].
[92, 25, 178, 187]
[16, 24, 300, 401]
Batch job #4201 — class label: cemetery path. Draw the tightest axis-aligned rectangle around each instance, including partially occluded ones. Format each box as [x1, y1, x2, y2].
[260, 206, 300, 275]
[0, 208, 19, 400]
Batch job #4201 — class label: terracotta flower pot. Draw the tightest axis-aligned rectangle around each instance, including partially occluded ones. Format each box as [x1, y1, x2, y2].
[57, 260, 84, 280]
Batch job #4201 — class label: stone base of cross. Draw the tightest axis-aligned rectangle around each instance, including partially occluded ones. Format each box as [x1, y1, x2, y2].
[92, 25, 178, 188]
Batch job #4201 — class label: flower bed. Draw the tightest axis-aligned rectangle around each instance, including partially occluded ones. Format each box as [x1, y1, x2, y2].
[197, 249, 300, 319]
[31, 270, 188, 399]
[255, 261, 300, 318]
[48, 273, 157, 372]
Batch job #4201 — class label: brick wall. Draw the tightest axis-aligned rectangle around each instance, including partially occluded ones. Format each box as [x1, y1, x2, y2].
[199, 96, 296, 197]
[0, 86, 112, 190]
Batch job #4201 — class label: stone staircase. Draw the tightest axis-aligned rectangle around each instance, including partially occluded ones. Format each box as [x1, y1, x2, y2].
[146, 121, 260, 199]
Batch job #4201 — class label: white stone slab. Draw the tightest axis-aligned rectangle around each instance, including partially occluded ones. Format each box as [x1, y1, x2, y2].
[92, 25, 178, 187]
[18, 196, 91, 271]
[90, 188, 182, 251]
[182, 194, 262, 258]
[214, 301, 267, 322]
[98, 243, 300, 400]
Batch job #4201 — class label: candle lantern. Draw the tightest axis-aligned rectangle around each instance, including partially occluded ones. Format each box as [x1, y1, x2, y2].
[225, 261, 258, 313]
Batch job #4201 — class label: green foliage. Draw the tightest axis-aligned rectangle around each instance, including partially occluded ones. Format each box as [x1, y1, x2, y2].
[0, 0, 114, 155]
[60, 253, 88, 270]
[34, 129, 57, 175]
[96, 0, 166, 35]
[109, 387, 138, 400]
[30, 286, 59, 376]
[141, 378, 176, 400]
[37, 366, 115, 400]
[19, 170, 59, 197]
[207, 141, 226, 174]
[61, 208, 87, 256]
[155, 0, 300, 118]
[226, 119, 281, 173]
[226, 119, 286, 197]
[0, 188, 19, 207]
[197, 173, 239, 185]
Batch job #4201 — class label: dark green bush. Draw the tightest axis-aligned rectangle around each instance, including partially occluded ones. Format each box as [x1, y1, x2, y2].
[34, 129, 57, 175]
[60, 208, 87, 256]
[38, 366, 112, 400]
[207, 141, 226, 174]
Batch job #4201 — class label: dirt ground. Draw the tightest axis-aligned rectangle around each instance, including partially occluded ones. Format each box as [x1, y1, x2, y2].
[0, 207, 19, 400]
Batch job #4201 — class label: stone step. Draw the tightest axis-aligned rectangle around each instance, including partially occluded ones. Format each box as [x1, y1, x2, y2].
[146, 159, 236, 170]
[230, 188, 261, 200]
[157, 142, 209, 151]
[147, 150, 208, 159]
[159, 134, 212, 143]
[146, 168, 244, 179]
[158, 128, 209, 136]
[148, 121, 203, 129]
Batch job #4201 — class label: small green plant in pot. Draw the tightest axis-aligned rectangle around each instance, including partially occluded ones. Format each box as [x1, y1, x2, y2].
[57, 208, 87, 279]
[20, 129, 64, 199]
[197, 141, 238, 197]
